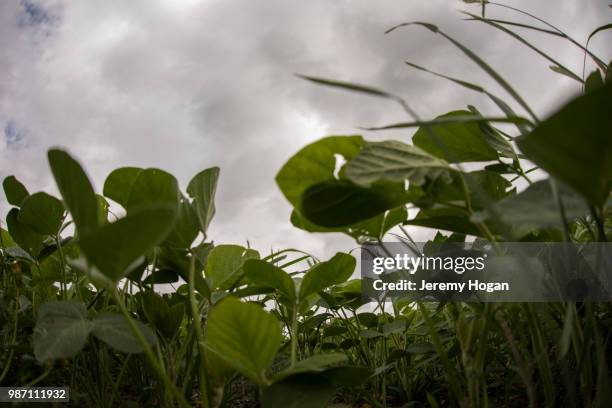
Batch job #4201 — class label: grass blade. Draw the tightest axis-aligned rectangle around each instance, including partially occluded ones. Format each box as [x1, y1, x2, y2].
[387, 22, 539, 122]
[297, 74, 419, 118]
[487, 1, 607, 70]
[404, 61, 532, 133]
[360, 115, 531, 131]
[463, 12, 583, 83]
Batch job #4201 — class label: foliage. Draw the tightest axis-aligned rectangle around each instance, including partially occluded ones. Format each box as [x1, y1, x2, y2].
[1, 3, 611, 408]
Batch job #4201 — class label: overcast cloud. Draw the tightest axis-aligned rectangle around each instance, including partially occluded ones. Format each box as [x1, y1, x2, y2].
[1, 0, 610, 258]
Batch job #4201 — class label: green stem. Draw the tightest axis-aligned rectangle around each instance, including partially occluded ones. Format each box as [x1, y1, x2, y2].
[0, 289, 19, 385]
[290, 303, 299, 366]
[55, 235, 68, 299]
[188, 255, 212, 408]
[112, 288, 190, 408]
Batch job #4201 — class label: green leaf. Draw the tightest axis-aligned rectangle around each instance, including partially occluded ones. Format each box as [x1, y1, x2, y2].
[18, 192, 64, 235]
[411, 170, 513, 210]
[187, 167, 220, 236]
[467, 105, 518, 159]
[406, 342, 436, 354]
[6, 208, 44, 257]
[300, 180, 411, 228]
[411, 111, 499, 163]
[517, 83, 612, 206]
[345, 140, 453, 187]
[143, 269, 179, 284]
[3, 175, 29, 206]
[103, 167, 142, 209]
[244, 259, 296, 301]
[276, 135, 364, 208]
[92, 312, 157, 353]
[261, 373, 335, 408]
[94, 195, 109, 224]
[163, 197, 200, 249]
[472, 179, 590, 238]
[299, 253, 356, 301]
[141, 291, 184, 339]
[205, 245, 259, 290]
[126, 168, 179, 214]
[0, 228, 16, 248]
[405, 206, 482, 236]
[272, 353, 348, 382]
[48, 149, 99, 236]
[79, 207, 177, 281]
[206, 297, 282, 385]
[322, 366, 372, 387]
[33, 301, 92, 362]
[585, 70, 604, 94]
[205, 347, 236, 386]
[291, 205, 407, 242]
[37, 241, 79, 284]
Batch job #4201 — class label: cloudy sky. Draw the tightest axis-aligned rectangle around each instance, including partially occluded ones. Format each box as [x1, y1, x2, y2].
[1, 0, 610, 259]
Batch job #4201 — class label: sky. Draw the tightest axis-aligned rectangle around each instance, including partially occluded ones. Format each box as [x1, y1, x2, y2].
[1, 0, 610, 259]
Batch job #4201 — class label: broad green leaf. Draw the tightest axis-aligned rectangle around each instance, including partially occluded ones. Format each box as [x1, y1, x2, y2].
[4, 246, 35, 263]
[187, 167, 220, 236]
[205, 347, 236, 386]
[412, 111, 500, 162]
[405, 342, 436, 354]
[143, 269, 179, 284]
[92, 312, 157, 353]
[79, 207, 177, 281]
[3, 175, 29, 206]
[467, 105, 518, 159]
[517, 83, 612, 206]
[291, 206, 407, 242]
[37, 242, 79, 284]
[300, 180, 411, 228]
[206, 297, 282, 385]
[276, 135, 364, 208]
[322, 366, 372, 387]
[585, 69, 604, 94]
[126, 168, 179, 214]
[411, 170, 513, 210]
[0, 228, 16, 248]
[96, 195, 109, 224]
[6, 208, 44, 257]
[33, 301, 92, 362]
[18, 192, 64, 235]
[472, 179, 590, 238]
[345, 140, 453, 187]
[299, 253, 356, 300]
[405, 206, 482, 236]
[205, 244, 259, 290]
[261, 373, 335, 408]
[48, 149, 99, 236]
[141, 291, 184, 339]
[103, 167, 142, 209]
[272, 353, 348, 382]
[244, 259, 296, 301]
[163, 197, 200, 249]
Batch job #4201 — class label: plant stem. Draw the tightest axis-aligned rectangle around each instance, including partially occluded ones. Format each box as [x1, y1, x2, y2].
[112, 288, 190, 408]
[188, 255, 212, 408]
[290, 303, 299, 366]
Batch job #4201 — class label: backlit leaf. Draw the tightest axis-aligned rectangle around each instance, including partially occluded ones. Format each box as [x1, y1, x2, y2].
[206, 297, 282, 385]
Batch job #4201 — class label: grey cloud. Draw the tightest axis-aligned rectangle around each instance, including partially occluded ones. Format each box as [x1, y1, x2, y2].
[0, 0, 610, 258]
